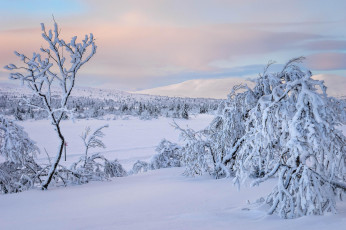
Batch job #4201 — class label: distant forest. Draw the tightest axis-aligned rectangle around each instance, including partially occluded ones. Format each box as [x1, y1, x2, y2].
[0, 91, 221, 120]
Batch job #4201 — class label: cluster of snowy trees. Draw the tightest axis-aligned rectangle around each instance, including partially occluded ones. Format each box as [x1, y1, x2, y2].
[175, 58, 346, 218]
[0, 116, 129, 193]
[0, 116, 183, 193]
[0, 20, 216, 193]
[0, 90, 220, 121]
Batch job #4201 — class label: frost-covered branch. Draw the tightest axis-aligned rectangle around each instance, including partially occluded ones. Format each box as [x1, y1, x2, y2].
[81, 125, 109, 166]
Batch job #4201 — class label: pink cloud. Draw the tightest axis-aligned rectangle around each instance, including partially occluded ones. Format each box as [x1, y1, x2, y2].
[304, 40, 346, 50]
[306, 53, 346, 70]
[0, 14, 342, 90]
[0, 23, 322, 86]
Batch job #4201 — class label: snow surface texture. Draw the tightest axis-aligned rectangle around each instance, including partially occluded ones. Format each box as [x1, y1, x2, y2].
[136, 74, 346, 99]
[0, 168, 345, 230]
[0, 116, 345, 229]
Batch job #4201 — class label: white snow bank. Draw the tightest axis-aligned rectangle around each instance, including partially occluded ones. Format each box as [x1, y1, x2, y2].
[0, 168, 345, 230]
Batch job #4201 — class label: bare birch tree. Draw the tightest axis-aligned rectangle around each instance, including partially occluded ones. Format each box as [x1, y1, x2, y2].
[4, 21, 97, 189]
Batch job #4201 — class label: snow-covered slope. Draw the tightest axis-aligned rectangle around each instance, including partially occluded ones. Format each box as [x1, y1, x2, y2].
[0, 83, 131, 100]
[135, 74, 346, 99]
[136, 77, 255, 99]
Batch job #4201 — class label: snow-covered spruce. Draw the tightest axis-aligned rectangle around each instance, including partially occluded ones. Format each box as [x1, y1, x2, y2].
[4, 21, 97, 189]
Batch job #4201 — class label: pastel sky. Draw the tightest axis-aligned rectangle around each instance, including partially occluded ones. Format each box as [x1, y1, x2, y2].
[1, 0, 346, 90]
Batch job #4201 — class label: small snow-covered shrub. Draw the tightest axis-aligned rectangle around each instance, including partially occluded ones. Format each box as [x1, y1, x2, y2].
[0, 116, 41, 194]
[150, 139, 182, 170]
[70, 154, 108, 182]
[130, 160, 150, 174]
[69, 124, 126, 183]
[0, 160, 40, 194]
[70, 153, 127, 183]
[130, 139, 183, 175]
[140, 110, 154, 120]
[173, 123, 216, 177]
[0, 115, 39, 164]
[181, 140, 215, 177]
[104, 159, 127, 177]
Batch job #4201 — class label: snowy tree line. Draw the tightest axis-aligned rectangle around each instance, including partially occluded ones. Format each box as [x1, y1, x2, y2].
[0, 92, 220, 120]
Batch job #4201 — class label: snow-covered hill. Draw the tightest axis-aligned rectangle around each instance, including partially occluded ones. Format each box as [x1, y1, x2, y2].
[136, 74, 346, 99]
[136, 78, 255, 99]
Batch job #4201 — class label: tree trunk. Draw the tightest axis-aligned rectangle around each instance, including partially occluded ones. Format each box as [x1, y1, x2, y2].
[41, 124, 65, 190]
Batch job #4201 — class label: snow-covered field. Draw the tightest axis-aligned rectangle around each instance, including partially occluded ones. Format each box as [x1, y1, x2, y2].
[0, 115, 345, 230]
[13, 115, 213, 170]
